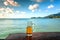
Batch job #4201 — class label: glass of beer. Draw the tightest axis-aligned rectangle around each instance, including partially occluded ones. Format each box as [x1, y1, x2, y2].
[26, 21, 33, 40]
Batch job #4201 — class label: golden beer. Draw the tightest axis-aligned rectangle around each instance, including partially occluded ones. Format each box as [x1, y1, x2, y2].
[26, 26, 32, 34]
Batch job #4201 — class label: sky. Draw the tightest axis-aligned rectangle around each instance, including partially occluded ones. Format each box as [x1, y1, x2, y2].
[0, 0, 60, 18]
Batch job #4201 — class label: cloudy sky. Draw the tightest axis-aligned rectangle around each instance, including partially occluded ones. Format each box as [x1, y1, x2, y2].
[0, 0, 60, 18]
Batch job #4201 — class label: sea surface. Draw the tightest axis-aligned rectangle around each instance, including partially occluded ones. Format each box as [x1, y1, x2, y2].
[0, 18, 60, 39]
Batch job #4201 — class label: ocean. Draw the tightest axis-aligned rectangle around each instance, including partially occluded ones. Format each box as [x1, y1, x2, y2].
[0, 18, 60, 39]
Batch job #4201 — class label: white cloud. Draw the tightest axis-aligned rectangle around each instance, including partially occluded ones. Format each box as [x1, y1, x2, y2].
[48, 4, 54, 9]
[31, 0, 43, 2]
[0, 8, 4, 11]
[4, 1, 9, 6]
[31, 0, 54, 2]
[21, 11, 26, 14]
[32, 10, 35, 12]
[15, 11, 20, 13]
[0, 7, 14, 16]
[0, 8, 28, 18]
[0, 14, 4, 18]
[4, 0, 19, 6]
[6, 11, 27, 18]
[5, 7, 14, 14]
[28, 4, 39, 12]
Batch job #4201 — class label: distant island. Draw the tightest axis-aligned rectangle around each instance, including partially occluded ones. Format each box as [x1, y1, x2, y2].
[45, 12, 60, 18]
[31, 12, 60, 19]
[31, 17, 42, 19]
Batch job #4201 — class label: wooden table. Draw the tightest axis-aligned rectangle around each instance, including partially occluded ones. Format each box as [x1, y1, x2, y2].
[6, 32, 60, 40]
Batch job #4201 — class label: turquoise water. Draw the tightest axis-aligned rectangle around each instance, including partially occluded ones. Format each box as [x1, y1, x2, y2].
[0, 18, 60, 39]
[32, 18, 60, 32]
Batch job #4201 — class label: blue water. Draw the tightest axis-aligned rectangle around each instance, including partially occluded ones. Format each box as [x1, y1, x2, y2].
[32, 18, 60, 32]
[0, 18, 60, 39]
